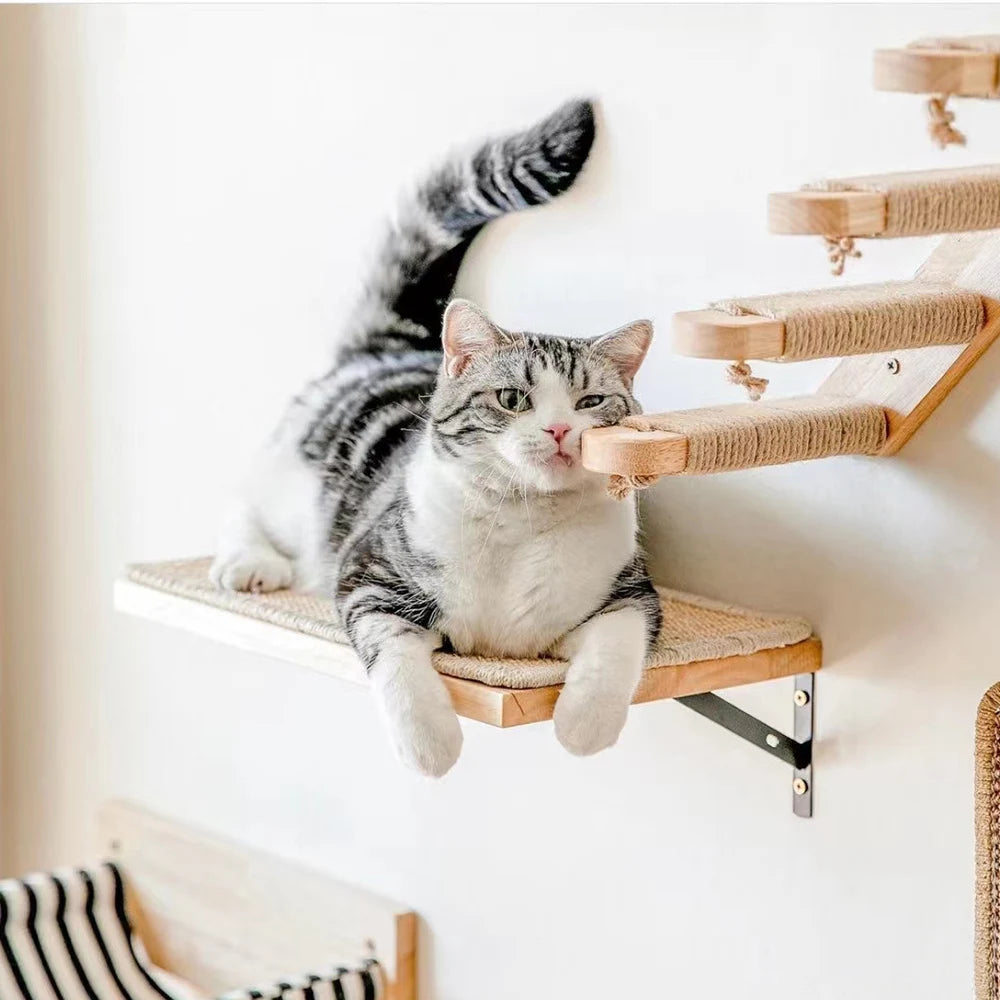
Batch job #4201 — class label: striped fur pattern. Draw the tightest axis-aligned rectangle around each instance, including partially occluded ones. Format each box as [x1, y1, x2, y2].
[0, 862, 380, 1000]
[212, 100, 662, 775]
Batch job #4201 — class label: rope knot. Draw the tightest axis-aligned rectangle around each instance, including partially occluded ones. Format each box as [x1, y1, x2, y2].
[926, 94, 966, 149]
[607, 473, 660, 501]
[822, 235, 862, 276]
[726, 362, 769, 402]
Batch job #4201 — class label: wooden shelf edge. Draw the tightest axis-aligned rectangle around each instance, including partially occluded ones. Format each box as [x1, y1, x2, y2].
[768, 190, 888, 237]
[671, 309, 786, 361]
[456, 637, 823, 728]
[581, 424, 688, 476]
[873, 47, 999, 96]
[115, 579, 821, 730]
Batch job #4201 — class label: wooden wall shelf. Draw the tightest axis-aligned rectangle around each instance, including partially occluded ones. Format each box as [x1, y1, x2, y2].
[115, 578, 821, 730]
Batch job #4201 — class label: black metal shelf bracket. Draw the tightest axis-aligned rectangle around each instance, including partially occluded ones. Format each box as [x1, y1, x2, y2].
[677, 673, 815, 818]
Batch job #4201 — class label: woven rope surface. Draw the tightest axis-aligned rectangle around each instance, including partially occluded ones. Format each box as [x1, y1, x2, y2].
[808, 165, 1000, 236]
[127, 559, 813, 689]
[713, 280, 983, 358]
[623, 396, 887, 474]
[976, 683, 1000, 1000]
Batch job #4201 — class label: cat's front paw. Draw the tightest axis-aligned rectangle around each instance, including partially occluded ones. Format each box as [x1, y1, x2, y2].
[553, 685, 630, 757]
[396, 710, 463, 777]
[375, 671, 463, 777]
[210, 548, 293, 593]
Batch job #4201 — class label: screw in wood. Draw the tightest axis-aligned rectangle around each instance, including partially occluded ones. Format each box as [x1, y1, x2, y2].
[792, 778, 809, 795]
[886, 358, 900, 374]
[793, 689, 810, 707]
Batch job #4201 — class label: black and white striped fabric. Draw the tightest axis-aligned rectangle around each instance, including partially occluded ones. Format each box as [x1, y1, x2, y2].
[0, 863, 383, 1000]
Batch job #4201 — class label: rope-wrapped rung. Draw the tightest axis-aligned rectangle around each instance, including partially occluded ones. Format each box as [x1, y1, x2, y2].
[583, 395, 888, 496]
[671, 281, 984, 362]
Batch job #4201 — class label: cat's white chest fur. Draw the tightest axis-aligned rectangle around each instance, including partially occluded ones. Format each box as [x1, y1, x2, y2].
[407, 442, 636, 657]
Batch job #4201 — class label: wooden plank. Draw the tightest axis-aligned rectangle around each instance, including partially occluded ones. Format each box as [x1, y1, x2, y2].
[671, 308, 786, 361]
[873, 47, 998, 96]
[116, 579, 820, 730]
[448, 638, 823, 728]
[115, 579, 366, 684]
[100, 801, 417, 1000]
[580, 424, 688, 476]
[768, 190, 887, 237]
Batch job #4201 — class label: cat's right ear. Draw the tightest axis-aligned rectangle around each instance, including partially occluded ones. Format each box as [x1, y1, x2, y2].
[442, 299, 505, 377]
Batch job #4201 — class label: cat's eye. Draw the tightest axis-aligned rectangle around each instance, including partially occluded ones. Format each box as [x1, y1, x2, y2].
[576, 394, 605, 409]
[496, 388, 532, 412]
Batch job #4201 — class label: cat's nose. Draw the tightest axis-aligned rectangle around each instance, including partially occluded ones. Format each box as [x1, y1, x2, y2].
[543, 423, 571, 444]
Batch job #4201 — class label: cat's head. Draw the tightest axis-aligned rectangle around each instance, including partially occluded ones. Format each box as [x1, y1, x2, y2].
[429, 299, 652, 493]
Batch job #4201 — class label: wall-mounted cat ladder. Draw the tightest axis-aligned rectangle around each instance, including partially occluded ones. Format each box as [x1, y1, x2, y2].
[874, 36, 1000, 148]
[582, 230, 1000, 485]
[116, 559, 821, 816]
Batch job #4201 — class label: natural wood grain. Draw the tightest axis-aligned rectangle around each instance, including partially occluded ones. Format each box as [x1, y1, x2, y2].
[873, 47, 999, 96]
[100, 801, 417, 1000]
[116, 579, 821, 730]
[581, 424, 688, 476]
[671, 308, 786, 360]
[768, 190, 887, 236]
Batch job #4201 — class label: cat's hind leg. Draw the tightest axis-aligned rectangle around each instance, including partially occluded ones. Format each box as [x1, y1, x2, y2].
[211, 424, 323, 593]
[210, 503, 295, 593]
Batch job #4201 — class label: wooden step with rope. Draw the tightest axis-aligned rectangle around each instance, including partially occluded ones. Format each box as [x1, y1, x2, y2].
[769, 165, 1000, 274]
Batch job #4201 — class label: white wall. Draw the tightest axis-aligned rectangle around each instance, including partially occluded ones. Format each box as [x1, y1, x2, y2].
[3, 4, 1000, 998]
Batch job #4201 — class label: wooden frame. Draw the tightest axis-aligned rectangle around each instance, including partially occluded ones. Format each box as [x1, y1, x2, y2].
[767, 190, 887, 237]
[100, 800, 417, 1000]
[873, 46, 999, 96]
[114, 578, 822, 728]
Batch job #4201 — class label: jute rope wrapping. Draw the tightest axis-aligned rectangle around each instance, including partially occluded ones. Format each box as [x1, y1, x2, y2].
[975, 682, 1000, 999]
[807, 165, 1000, 237]
[614, 396, 887, 482]
[126, 559, 813, 689]
[713, 280, 984, 360]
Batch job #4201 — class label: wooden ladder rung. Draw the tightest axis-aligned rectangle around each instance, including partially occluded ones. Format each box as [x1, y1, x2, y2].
[873, 46, 999, 96]
[768, 190, 887, 237]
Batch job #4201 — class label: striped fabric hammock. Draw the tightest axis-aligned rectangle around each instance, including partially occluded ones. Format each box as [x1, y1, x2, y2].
[0, 863, 382, 1000]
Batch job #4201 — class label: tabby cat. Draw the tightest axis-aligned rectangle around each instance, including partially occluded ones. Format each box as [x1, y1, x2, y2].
[212, 100, 661, 776]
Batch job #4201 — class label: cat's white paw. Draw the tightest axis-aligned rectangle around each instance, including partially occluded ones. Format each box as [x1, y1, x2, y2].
[553, 685, 630, 757]
[210, 548, 293, 593]
[389, 701, 464, 778]
[372, 661, 463, 777]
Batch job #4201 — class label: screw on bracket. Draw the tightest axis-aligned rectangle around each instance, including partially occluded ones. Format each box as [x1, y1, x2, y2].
[792, 778, 809, 796]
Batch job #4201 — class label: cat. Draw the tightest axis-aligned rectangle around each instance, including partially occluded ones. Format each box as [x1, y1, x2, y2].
[211, 99, 662, 776]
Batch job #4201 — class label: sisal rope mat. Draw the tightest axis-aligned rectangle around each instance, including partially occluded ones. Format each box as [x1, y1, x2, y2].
[807, 165, 1000, 237]
[623, 396, 887, 474]
[127, 559, 813, 690]
[714, 281, 984, 359]
[976, 683, 1000, 998]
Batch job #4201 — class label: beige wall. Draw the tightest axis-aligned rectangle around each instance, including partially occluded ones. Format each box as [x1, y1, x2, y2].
[0, 7, 101, 868]
[3, 5, 1000, 998]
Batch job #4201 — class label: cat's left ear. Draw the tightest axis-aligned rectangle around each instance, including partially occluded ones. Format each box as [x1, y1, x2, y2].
[592, 319, 653, 383]
[442, 299, 507, 377]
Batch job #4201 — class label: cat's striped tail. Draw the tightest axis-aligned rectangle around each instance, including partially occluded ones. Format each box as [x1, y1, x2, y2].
[340, 99, 596, 358]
